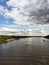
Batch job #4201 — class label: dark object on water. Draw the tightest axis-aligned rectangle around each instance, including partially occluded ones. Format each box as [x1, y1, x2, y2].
[43, 39, 45, 42]
[44, 35, 49, 39]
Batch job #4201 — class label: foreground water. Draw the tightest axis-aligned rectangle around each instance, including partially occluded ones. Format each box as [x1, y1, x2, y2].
[0, 37, 49, 65]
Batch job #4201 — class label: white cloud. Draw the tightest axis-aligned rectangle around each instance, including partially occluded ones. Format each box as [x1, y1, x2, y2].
[0, 3, 30, 25]
[6, 0, 36, 25]
[0, 0, 49, 36]
[6, 0, 49, 25]
[0, 0, 49, 26]
[0, 5, 5, 15]
[5, 8, 30, 25]
[6, 0, 38, 25]
[0, 5, 9, 18]
[0, 27, 19, 32]
[6, 0, 29, 7]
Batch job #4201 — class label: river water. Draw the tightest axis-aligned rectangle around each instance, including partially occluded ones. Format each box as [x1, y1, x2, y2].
[0, 37, 49, 65]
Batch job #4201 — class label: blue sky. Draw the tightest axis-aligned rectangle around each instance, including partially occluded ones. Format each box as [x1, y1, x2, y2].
[0, 0, 49, 35]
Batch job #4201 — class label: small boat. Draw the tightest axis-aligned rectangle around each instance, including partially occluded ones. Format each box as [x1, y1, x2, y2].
[43, 39, 45, 42]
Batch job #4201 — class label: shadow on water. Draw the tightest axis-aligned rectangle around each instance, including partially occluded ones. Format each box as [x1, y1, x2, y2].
[0, 37, 49, 65]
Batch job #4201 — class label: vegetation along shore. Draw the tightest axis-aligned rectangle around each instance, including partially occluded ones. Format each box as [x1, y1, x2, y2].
[0, 35, 20, 43]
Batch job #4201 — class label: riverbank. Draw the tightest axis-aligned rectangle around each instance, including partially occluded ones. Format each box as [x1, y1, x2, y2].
[0, 35, 20, 43]
[0, 35, 45, 43]
[44, 35, 49, 39]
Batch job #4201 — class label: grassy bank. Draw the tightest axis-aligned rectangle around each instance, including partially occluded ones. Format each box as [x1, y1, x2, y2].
[0, 35, 32, 43]
[0, 35, 18, 43]
[0, 35, 45, 43]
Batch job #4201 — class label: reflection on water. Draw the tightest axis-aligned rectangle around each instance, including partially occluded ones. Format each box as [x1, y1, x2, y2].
[0, 37, 49, 65]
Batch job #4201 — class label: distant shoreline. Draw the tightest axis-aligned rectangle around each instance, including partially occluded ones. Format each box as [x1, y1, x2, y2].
[44, 35, 49, 39]
[0, 35, 47, 43]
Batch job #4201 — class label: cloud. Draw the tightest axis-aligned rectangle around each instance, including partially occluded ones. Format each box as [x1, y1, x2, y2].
[6, 0, 49, 25]
[0, 5, 5, 15]
[0, 26, 48, 36]
[6, 0, 29, 7]
[0, 0, 49, 26]
[0, 27, 18, 31]
[27, 0, 49, 24]
[0, 2, 30, 25]
[0, 27, 18, 35]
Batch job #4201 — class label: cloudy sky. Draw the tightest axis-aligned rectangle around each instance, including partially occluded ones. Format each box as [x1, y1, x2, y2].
[0, 0, 49, 35]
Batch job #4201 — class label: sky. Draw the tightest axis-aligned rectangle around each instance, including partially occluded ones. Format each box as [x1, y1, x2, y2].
[0, 0, 49, 35]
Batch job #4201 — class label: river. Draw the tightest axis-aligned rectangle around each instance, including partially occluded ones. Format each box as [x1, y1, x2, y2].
[0, 37, 49, 65]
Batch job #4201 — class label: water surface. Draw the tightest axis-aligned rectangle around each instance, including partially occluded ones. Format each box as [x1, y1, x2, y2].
[0, 37, 49, 65]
